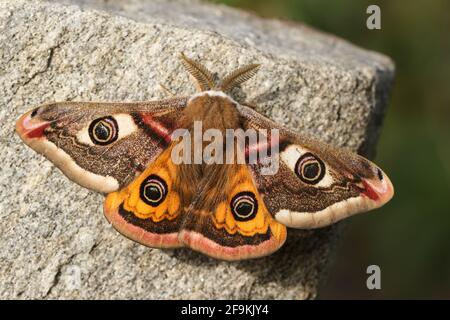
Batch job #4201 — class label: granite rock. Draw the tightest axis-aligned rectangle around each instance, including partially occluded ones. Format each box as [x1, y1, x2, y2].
[0, 0, 394, 299]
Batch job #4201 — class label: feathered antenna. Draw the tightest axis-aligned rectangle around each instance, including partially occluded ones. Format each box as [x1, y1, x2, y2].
[219, 64, 260, 92]
[179, 52, 216, 92]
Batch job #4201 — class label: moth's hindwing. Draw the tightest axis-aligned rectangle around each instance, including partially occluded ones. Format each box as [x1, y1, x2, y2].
[104, 144, 184, 248]
[179, 163, 287, 261]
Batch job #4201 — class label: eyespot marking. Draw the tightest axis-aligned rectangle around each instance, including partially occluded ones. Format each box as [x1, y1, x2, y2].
[280, 144, 335, 188]
[76, 114, 138, 147]
[295, 152, 326, 185]
[88, 116, 118, 145]
[140, 174, 168, 207]
[230, 191, 258, 221]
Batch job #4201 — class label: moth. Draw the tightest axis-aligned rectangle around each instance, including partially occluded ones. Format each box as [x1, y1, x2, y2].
[15, 53, 394, 261]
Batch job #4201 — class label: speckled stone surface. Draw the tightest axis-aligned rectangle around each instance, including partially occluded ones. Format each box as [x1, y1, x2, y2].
[0, 0, 394, 299]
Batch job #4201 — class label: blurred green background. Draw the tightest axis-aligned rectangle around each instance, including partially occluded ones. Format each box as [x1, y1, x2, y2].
[213, 0, 450, 299]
